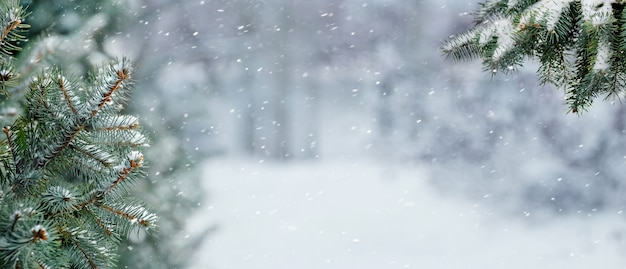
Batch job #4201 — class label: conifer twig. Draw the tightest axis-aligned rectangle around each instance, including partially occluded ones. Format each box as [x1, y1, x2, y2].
[70, 238, 99, 269]
[0, 19, 20, 44]
[3, 126, 17, 172]
[91, 67, 130, 118]
[58, 77, 78, 116]
[442, 0, 626, 112]
[102, 154, 142, 196]
[101, 204, 151, 227]
[41, 125, 84, 169]
[0, 3, 154, 267]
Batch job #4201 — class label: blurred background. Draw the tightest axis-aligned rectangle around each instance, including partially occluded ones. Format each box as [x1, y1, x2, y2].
[17, 0, 626, 268]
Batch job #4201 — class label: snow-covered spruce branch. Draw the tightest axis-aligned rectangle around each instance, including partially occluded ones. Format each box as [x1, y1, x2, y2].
[24, 59, 134, 171]
[0, 2, 156, 268]
[442, 0, 626, 112]
[0, 0, 28, 55]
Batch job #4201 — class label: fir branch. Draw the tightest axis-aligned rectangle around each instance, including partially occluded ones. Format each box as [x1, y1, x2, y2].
[102, 152, 143, 196]
[61, 155, 109, 183]
[91, 197, 158, 239]
[40, 186, 79, 215]
[3, 126, 17, 173]
[443, 0, 626, 112]
[75, 152, 144, 212]
[9, 210, 20, 232]
[91, 115, 140, 131]
[0, 60, 16, 96]
[1, 18, 21, 44]
[89, 60, 132, 118]
[41, 125, 83, 169]
[508, 0, 541, 15]
[0, 218, 57, 269]
[0, 145, 12, 185]
[473, 0, 508, 24]
[63, 227, 116, 269]
[70, 237, 100, 269]
[92, 129, 148, 149]
[0, 3, 154, 267]
[88, 210, 114, 237]
[69, 139, 116, 168]
[101, 204, 153, 228]
[0, 1, 28, 55]
[57, 76, 78, 116]
[89, 115, 148, 148]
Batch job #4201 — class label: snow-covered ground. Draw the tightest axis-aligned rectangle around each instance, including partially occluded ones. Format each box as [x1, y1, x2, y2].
[188, 158, 626, 269]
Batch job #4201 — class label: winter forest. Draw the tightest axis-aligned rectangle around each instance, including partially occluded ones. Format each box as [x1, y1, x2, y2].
[6, 0, 626, 268]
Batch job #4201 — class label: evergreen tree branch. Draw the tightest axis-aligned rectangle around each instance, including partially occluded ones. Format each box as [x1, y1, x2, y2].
[38, 61, 133, 170]
[92, 115, 140, 131]
[101, 204, 153, 227]
[0, 1, 28, 56]
[3, 126, 17, 174]
[40, 126, 83, 169]
[1, 18, 21, 44]
[69, 140, 116, 168]
[62, 227, 116, 269]
[89, 61, 132, 118]
[9, 211, 20, 232]
[103, 152, 143, 196]
[443, 0, 626, 112]
[0, 2, 156, 268]
[70, 238, 100, 269]
[57, 76, 78, 116]
[87, 210, 114, 237]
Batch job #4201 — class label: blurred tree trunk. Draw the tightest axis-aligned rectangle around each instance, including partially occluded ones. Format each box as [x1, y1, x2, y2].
[272, 1, 293, 160]
[305, 67, 320, 158]
[242, 69, 258, 154]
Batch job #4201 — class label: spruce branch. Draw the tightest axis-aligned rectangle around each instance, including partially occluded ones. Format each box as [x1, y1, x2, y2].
[0, 0, 28, 56]
[0, 60, 16, 95]
[57, 76, 78, 116]
[65, 229, 109, 269]
[89, 58, 133, 118]
[1, 126, 16, 179]
[69, 139, 116, 168]
[92, 115, 140, 131]
[88, 210, 114, 237]
[102, 151, 144, 197]
[40, 186, 79, 215]
[0, 2, 156, 268]
[101, 203, 156, 228]
[443, 0, 626, 113]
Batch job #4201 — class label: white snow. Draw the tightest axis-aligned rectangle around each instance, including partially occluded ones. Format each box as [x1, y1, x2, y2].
[454, 0, 617, 66]
[507, 0, 520, 10]
[0, 69, 11, 77]
[582, 0, 613, 26]
[126, 151, 144, 165]
[188, 158, 626, 269]
[492, 18, 515, 60]
[442, 17, 516, 61]
[519, 0, 574, 31]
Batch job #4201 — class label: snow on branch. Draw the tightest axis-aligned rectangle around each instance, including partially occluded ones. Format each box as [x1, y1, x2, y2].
[0, 1, 28, 55]
[581, 0, 614, 26]
[0, 2, 155, 269]
[443, 0, 626, 112]
[518, 0, 573, 31]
